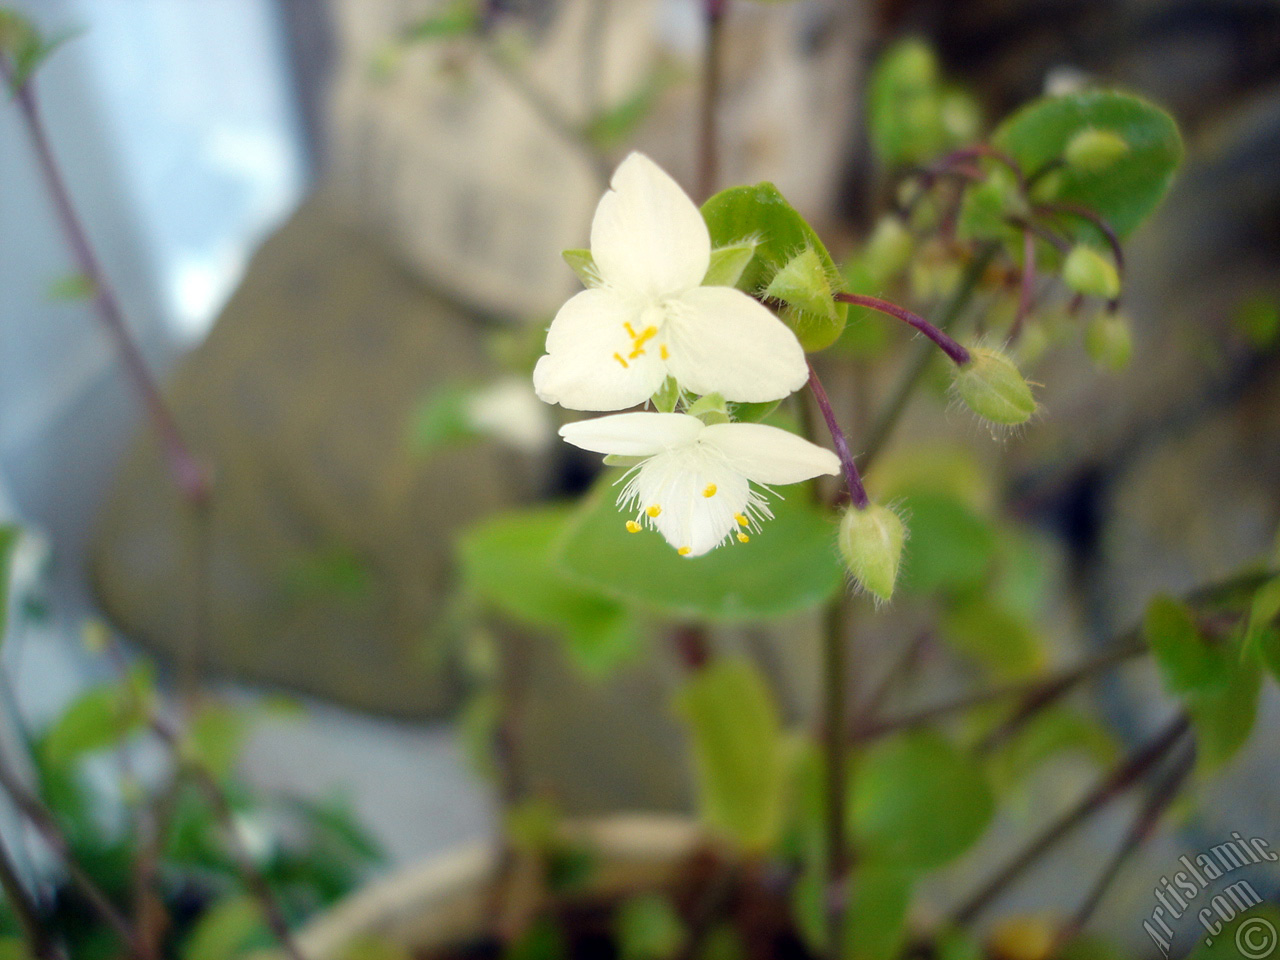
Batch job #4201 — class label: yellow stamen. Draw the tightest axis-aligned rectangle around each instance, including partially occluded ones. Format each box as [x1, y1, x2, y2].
[647, 504, 662, 518]
[737, 532, 750, 543]
[734, 513, 749, 526]
[678, 546, 691, 556]
[625, 520, 641, 533]
[660, 344, 670, 360]
[624, 321, 639, 339]
[703, 484, 717, 498]
[613, 352, 629, 369]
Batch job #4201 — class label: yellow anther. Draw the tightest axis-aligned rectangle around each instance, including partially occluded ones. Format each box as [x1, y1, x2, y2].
[613, 352, 629, 369]
[629, 347, 645, 359]
[660, 344, 670, 360]
[633, 325, 658, 346]
[703, 484, 717, 498]
[625, 520, 641, 533]
[734, 513, 749, 526]
[678, 546, 692, 556]
[737, 532, 750, 543]
[647, 504, 662, 518]
[624, 321, 639, 339]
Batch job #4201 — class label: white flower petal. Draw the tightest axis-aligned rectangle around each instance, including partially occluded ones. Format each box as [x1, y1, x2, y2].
[663, 286, 809, 402]
[533, 288, 667, 411]
[625, 449, 750, 557]
[590, 153, 710, 299]
[559, 412, 703, 457]
[700, 422, 841, 485]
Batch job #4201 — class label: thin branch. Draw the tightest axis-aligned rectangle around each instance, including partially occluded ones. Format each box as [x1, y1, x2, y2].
[949, 713, 1190, 928]
[697, 0, 727, 202]
[807, 364, 869, 509]
[835, 293, 971, 366]
[0, 832, 64, 960]
[1056, 742, 1196, 947]
[1010, 227, 1036, 342]
[860, 242, 999, 471]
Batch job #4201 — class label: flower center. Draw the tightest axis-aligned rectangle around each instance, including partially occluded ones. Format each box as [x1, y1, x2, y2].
[612, 304, 669, 369]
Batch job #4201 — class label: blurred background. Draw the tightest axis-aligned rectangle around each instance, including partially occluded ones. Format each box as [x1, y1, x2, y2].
[1, 0, 1279, 953]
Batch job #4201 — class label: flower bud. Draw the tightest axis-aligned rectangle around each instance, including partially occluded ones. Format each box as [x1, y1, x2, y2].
[838, 502, 905, 603]
[953, 346, 1037, 425]
[764, 247, 837, 322]
[1084, 310, 1133, 371]
[1064, 128, 1129, 173]
[1063, 244, 1120, 299]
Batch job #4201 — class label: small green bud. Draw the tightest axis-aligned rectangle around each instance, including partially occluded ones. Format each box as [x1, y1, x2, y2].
[764, 247, 837, 321]
[863, 216, 914, 284]
[940, 89, 981, 141]
[1064, 128, 1129, 173]
[838, 501, 906, 603]
[1063, 244, 1120, 299]
[953, 346, 1037, 425]
[1084, 311, 1133, 371]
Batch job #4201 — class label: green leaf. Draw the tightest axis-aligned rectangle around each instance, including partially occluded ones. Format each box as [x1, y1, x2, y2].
[675, 657, 787, 852]
[555, 474, 842, 621]
[186, 702, 251, 780]
[703, 241, 758, 288]
[1188, 651, 1261, 774]
[47, 272, 96, 302]
[992, 90, 1182, 239]
[1244, 575, 1280, 669]
[460, 506, 641, 676]
[0, 937, 33, 960]
[956, 171, 1022, 245]
[183, 895, 268, 960]
[991, 706, 1118, 786]
[40, 667, 153, 768]
[728, 399, 781, 423]
[0, 525, 18, 647]
[940, 596, 1045, 679]
[898, 493, 996, 595]
[866, 39, 952, 168]
[852, 731, 993, 871]
[1143, 595, 1230, 695]
[701, 182, 846, 350]
[562, 248, 602, 288]
[650, 376, 681, 414]
[1191, 906, 1280, 960]
[401, 0, 480, 42]
[616, 893, 686, 960]
[507, 917, 569, 960]
[844, 868, 914, 960]
[1232, 293, 1280, 349]
[0, 12, 80, 91]
[408, 382, 477, 455]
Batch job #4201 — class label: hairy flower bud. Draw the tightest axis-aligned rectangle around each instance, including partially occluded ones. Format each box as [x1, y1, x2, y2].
[1063, 244, 1121, 299]
[1084, 311, 1133, 371]
[838, 501, 906, 603]
[1064, 128, 1129, 173]
[953, 346, 1037, 425]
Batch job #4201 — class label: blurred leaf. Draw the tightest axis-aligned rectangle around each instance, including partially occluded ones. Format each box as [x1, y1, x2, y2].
[507, 917, 569, 960]
[1233, 294, 1280, 349]
[866, 38, 954, 168]
[401, 0, 479, 42]
[187, 702, 251, 780]
[675, 657, 787, 853]
[956, 171, 1022, 245]
[337, 936, 413, 960]
[701, 182, 846, 350]
[458, 689, 500, 780]
[992, 707, 1118, 785]
[1143, 595, 1230, 695]
[183, 895, 268, 960]
[0, 937, 33, 960]
[283, 545, 371, 603]
[844, 868, 914, 960]
[898, 493, 996, 595]
[0, 11, 80, 91]
[941, 596, 1045, 679]
[1191, 906, 1280, 960]
[699, 925, 746, 960]
[40, 666, 153, 767]
[47, 272, 96, 302]
[556, 475, 842, 621]
[852, 731, 993, 871]
[460, 505, 641, 676]
[284, 793, 385, 867]
[586, 63, 680, 151]
[869, 446, 991, 511]
[992, 90, 1182, 239]
[1188, 650, 1261, 775]
[616, 893, 685, 960]
[409, 382, 478, 456]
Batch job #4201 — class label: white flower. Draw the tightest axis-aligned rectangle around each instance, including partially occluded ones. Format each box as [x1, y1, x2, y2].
[533, 152, 809, 411]
[560, 412, 840, 557]
[466, 377, 553, 453]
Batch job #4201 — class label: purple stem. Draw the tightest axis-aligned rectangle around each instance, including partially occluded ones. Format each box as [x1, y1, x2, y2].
[806, 364, 869, 510]
[836, 293, 972, 366]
